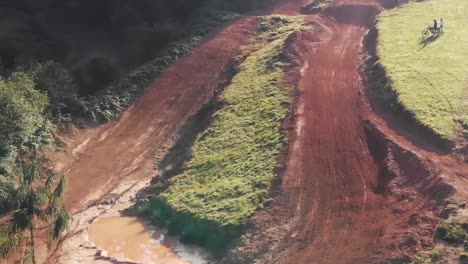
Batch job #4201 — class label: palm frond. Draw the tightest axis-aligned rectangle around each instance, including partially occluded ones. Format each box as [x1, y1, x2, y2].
[0, 161, 70, 260]
[23, 190, 38, 219]
[11, 210, 30, 232]
[21, 163, 39, 186]
[44, 171, 58, 194]
[13, 184, 29, 208]
[34, 188, 49, 222]
[0, 225, 22, 258]
[51, 206, 69, 239]
[0, 177, 15, 210]
[52, 176, 66, 201]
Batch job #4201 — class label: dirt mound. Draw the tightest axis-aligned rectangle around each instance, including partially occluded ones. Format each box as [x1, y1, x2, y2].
[220, 25, 321, 264]
[222, 1, 466, 263]
[49, 0, 468, 263]
[270, 10, 390, 263]
[364, 122, 454, 262]
[57, 17, 259, 211]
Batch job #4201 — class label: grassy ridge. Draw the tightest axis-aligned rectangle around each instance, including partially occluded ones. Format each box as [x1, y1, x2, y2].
[302, 0, 334, 14]
[145, 16, 310, 249]
[377, 0, 468, 140]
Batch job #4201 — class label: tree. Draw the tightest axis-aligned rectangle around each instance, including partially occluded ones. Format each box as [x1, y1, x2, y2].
[33, 61, 80, 123]
[0, 72, 48, 147]
[0, 162, 69, 263]
[0, 71, 50, 174]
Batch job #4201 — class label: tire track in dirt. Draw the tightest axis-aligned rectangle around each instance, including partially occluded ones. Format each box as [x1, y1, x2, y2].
[279, 8, 392, 263]
[224, 1, 467, 263]
[59, 17, 258, 211]
[52, 2, 312, 263]
[52, 0, 468, 263]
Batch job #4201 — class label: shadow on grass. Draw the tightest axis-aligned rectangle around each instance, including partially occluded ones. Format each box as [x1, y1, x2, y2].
[362, 54, 454, 154]
[419, 32, 443, 49]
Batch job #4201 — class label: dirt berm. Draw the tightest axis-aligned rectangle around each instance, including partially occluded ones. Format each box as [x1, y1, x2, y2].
[49, 0, 468, 263]
[222, 1, 468, 263]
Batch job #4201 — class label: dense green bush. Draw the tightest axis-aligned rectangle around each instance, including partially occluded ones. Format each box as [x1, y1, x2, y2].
[0, 72, 48, 147]
[0, 0, 283, 128]
[437, 221, 468, 244]
[411, 248, 448, 264]
[0, 72, 51, 174]
[31, 61, 81, 123]
[0, 161, 69, 261]
[76, 9, 240, 124]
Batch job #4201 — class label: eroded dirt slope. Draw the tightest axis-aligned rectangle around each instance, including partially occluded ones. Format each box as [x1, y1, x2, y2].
[50, 0, 468, 263]
[282, 12, 388, 264]
[272, 4, 396, 263]
[58, 17, 258, 211]
[224, 1, 468, 263]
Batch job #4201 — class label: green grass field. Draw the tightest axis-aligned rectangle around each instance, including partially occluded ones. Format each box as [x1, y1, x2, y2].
[145, 16, 310, 249]
[377, 0, 468, 141]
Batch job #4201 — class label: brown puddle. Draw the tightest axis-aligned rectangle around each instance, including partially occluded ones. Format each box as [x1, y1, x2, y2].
[88, 216, 211, 264]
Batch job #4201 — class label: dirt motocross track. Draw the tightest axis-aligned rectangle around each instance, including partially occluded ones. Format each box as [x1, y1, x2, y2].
[58, 17, 258, 210]
[53, 0, 468, 263]
[225, 0, 468, 263]
[278, 3, 393, 263]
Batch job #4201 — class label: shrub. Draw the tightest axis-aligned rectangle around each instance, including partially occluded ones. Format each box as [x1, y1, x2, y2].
[74, 9, 238, 124]
[444, 198, 466, 215]
[0, 72, 48, 147]
[32, 61, 80, 123]
[437, 221, 468, 244]
[460, 251, 468, 261]
[411, 248, 447, 264]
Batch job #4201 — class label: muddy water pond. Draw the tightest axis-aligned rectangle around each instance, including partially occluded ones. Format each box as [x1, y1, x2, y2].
[88, 216, 212, 264]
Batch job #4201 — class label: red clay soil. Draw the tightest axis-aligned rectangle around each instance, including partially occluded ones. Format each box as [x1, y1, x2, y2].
[53, 0, 468, 263]
[61, 17, 258, 211]
[278, 5, 395, 263]
[221, 1, 468, 264]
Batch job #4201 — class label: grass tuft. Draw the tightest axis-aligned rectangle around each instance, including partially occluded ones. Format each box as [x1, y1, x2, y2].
[460, 251, 468, 260]
[377, 0, 468, 141]
[145, 15, 310, 249]
[444, 198, 466, 215]
[437, 220, 468, 244]
[411, 248, 448, 264]
[302, 0, 334, 14]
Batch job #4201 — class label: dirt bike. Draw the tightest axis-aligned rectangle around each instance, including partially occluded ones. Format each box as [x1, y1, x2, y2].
[422, 26, 444, 37]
